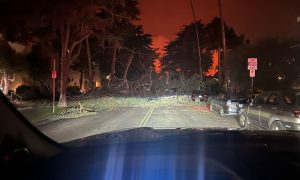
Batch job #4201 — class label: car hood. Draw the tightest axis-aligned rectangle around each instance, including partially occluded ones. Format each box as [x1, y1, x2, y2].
[63, 127, 300, 148]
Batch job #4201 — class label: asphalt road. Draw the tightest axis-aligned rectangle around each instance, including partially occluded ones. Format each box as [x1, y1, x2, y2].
[37, 105, 240, 143]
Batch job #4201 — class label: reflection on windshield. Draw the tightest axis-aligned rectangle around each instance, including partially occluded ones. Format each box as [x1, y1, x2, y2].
[0, 0, 299, 142]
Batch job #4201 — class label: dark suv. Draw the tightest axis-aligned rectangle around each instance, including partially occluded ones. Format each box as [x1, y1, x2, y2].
[238, 90, 300, 130]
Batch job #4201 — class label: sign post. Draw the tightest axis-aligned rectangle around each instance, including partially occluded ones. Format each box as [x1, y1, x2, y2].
[52, 59, 57, 113]
[248, 58, 257, 98]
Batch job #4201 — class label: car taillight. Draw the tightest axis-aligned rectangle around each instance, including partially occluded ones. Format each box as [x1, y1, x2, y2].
[226, 100, 231, 106]
[293, 110, 300, 118]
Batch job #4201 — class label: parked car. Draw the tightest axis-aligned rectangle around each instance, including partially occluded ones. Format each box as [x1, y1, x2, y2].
[209, 93, 248, 117]
[238, 90, 300, 130]
[246, 88, 264, 99]
[191, 90, 208, 102]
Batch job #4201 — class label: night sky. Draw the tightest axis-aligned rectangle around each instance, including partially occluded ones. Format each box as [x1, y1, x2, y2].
[138, 0, 300, 50]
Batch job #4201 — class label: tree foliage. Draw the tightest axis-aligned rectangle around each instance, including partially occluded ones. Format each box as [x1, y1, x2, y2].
[249, 38, 300, 89]
[0, 0, 146, 106]
[163, 18, 245, 78]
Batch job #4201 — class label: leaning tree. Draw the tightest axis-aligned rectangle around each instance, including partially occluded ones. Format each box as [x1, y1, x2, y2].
[0, 0, 140, 106]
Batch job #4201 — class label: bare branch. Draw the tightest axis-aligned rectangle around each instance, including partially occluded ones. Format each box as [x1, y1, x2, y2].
[60, 24, 65, 55]
[65, 22, 70, 49]
[100, 7, 130, 22]
[69, 32, 92, 55]
[116, 60, 126, 67]
[122, 47, 137, 54]
[8, 74, 15, 82]
[68, 42, 82, 67]
[90, 48, 105, 60]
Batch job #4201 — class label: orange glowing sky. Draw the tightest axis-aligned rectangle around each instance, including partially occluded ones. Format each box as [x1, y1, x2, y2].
[139, 0, 300, 41]
[151, 36, 169, 73]
[138, 0, 300, 75]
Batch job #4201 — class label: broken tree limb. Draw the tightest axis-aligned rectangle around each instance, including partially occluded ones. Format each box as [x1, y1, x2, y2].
[118, 51, 134, 89]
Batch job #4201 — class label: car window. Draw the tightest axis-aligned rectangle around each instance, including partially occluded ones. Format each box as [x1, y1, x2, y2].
[254, 93, 268, 104]
[282, 92, 300, 106]
[267, 93, 280, 105]
[284, 95, 293, 105]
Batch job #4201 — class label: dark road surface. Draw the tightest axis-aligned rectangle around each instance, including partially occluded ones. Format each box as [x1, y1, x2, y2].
[37, 105, 240, 143]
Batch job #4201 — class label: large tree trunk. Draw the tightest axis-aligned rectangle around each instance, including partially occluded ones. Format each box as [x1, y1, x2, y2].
[2, 74, 9, 95]
[58, 61, 68, 107]
[86, 37, 93, 90]
[110, 44, 118, 79]
[58, 43, 82, 107]
[58, 23, 69, 107]
[120, 52, 134, 89]
[124, 52, 133, 79]
[0, 72, 14, 95]
[79, 66, 84, 91]
[57, 22, 90, 107]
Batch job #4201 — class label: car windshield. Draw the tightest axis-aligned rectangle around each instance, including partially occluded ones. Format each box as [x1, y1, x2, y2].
[0, 0, 300, 143]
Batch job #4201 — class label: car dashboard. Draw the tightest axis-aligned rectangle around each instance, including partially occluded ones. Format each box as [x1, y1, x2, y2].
[3, 128, 300, 180]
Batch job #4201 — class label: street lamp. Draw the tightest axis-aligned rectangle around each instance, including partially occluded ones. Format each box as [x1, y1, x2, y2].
[278, 76, 282, 81]
[277, 74, 285, 81]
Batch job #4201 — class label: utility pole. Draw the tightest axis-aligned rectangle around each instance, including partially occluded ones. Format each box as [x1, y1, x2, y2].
[218, 0, 228, 91]
[189, 0, 203, 87]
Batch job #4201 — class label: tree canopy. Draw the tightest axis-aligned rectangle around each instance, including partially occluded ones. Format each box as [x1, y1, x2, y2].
[163, 18, 246, 77]
[249, 38, 300, 89]
[0, 0, 157, 105]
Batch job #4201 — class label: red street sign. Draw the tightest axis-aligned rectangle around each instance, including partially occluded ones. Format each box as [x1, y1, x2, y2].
[52, 70, 57, 79]
[248, 58, 257, 70]
[249, 69, 255, 77]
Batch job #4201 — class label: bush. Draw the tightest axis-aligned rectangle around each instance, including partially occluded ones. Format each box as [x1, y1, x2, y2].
[16, 85, 40, 100]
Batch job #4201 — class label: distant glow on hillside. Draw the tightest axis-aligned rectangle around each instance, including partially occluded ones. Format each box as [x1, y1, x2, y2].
[151, 36, 169, 74]
[205, 50, 218, 76]
[153, 59, 162, 74]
